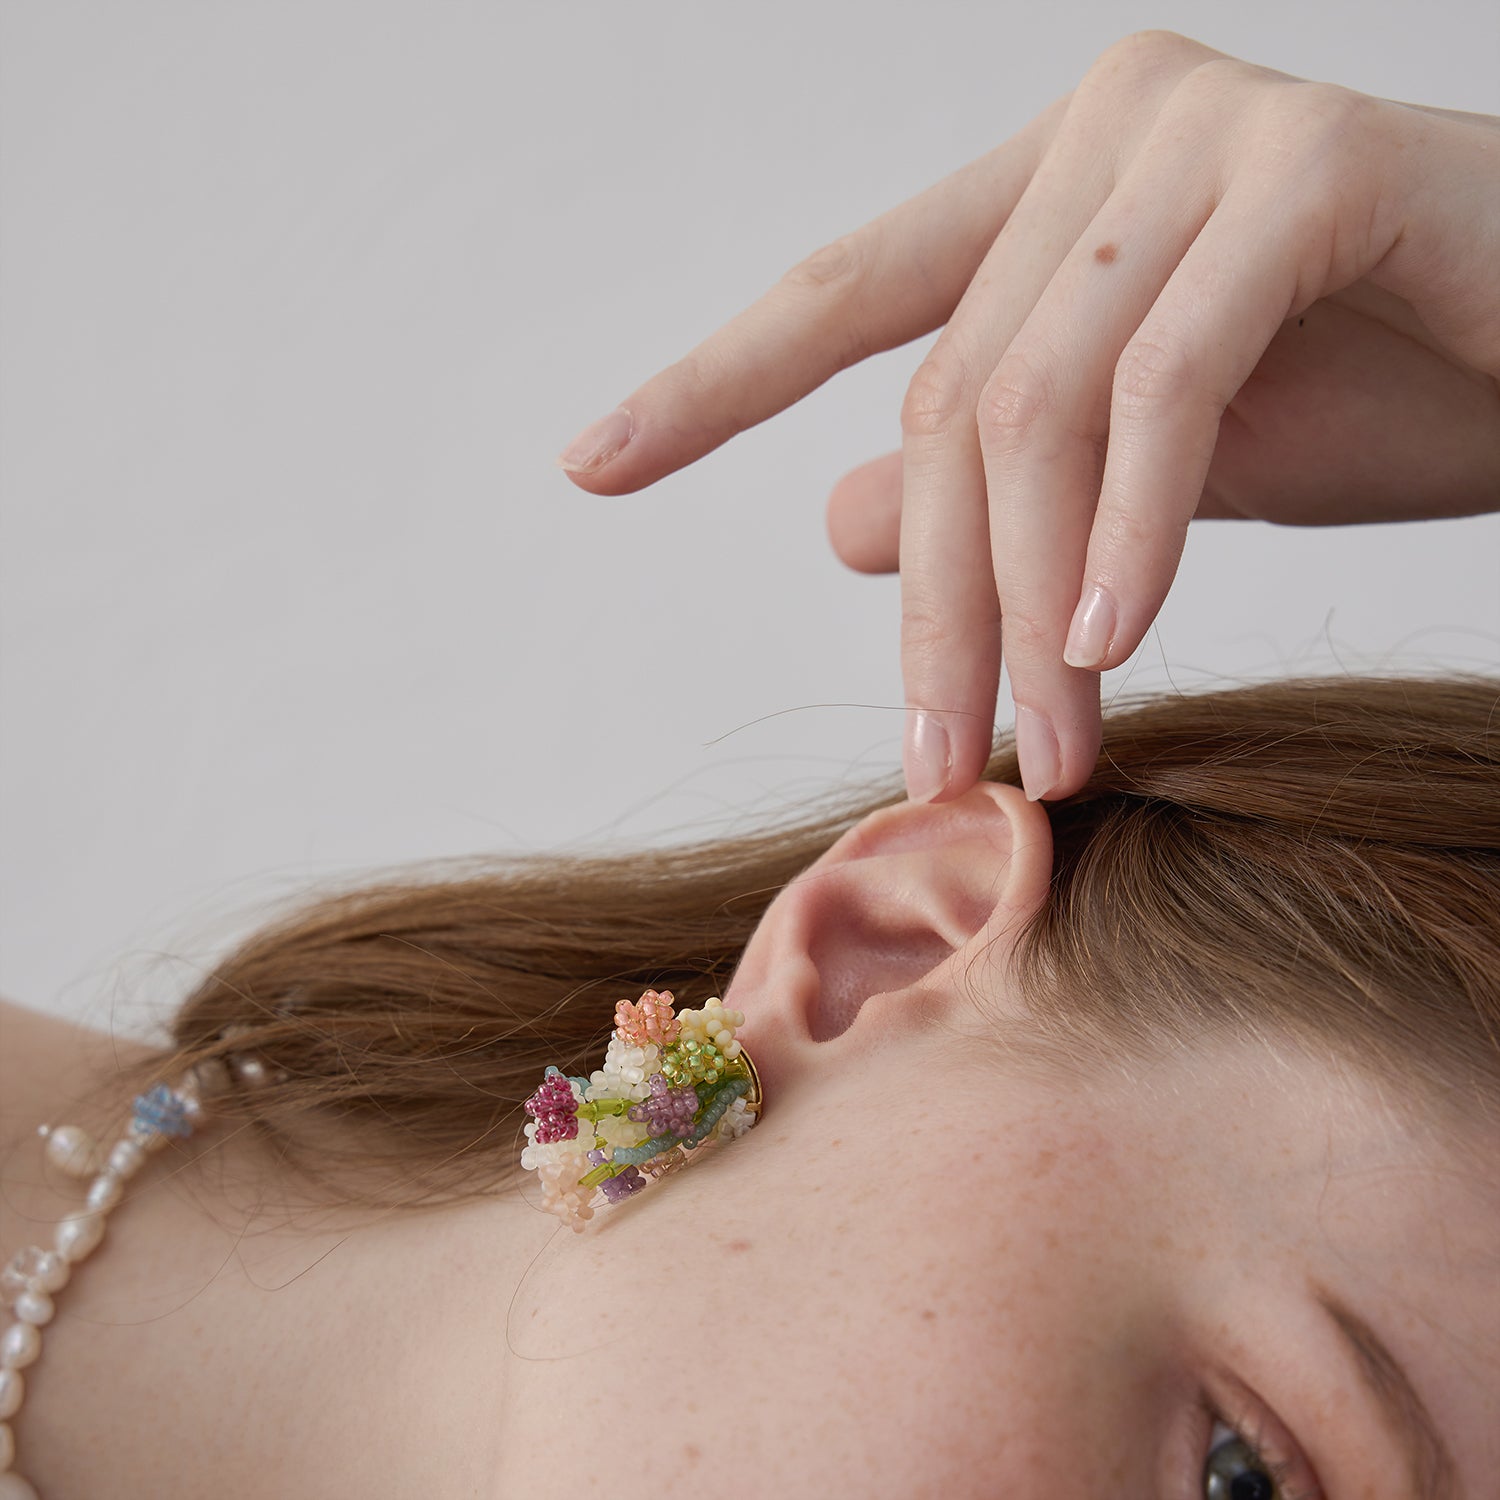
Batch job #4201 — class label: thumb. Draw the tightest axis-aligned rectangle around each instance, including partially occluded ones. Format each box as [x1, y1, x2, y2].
[826, 451, 902, 574]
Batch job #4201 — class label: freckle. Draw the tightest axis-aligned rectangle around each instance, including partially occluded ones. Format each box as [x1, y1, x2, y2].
[682, 1442, 703, 1466]
[921, 1307, 937, 1321]
[1029, 1147, 1058, 1178]
[726, 1238, 752, 1253]
[830, 1138, 842, 1148]
[1093, 242, 1118, 265]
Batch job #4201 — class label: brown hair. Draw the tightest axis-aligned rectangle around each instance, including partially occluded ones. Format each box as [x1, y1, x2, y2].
[100, 674, 1500, 1212]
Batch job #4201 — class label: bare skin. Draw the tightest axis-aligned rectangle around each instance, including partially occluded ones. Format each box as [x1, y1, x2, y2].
[554, 29, 1500, 805]
[4, 785, 1497, 1496]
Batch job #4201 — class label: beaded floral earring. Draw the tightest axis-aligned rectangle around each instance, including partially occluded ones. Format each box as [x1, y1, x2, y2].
[520, 989, 762, 1231]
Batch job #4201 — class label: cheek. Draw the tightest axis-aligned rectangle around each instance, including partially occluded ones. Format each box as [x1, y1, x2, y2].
[495, 1084, 1171, 1492]
[750, 1107, 1157, 1464]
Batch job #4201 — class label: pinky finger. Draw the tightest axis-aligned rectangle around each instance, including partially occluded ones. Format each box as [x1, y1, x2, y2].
[1063, 185, 1341, 672]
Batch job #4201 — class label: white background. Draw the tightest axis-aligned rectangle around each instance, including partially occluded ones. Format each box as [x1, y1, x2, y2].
[2, 1, 1497, 1037]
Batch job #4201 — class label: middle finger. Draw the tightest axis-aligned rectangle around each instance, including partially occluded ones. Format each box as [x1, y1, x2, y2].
[898, 151, 1119, 805]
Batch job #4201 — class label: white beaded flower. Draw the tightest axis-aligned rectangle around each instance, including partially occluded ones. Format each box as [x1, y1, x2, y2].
[591, 1110, 650, 1154]
[534, 1152, 597, 1231]
[713, 1096, 754, 1142]
[585, 1035, 660, 1102]
[674, 997, 745, 1060]
[520, 1124, 592, 1173]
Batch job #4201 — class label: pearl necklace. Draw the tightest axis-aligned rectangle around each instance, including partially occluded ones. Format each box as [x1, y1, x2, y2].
[0, 1049, 270, 1498]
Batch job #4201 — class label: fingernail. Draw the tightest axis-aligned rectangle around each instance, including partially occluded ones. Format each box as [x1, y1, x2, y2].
[904, 710, 951, 804]
[1014, 706, 1060, 802]
[1063, 584, 1117, 670]
[556, 407, 634, 473]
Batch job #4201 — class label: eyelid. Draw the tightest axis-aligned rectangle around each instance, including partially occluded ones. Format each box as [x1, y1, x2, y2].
[1198, 1376, 1325, 1500]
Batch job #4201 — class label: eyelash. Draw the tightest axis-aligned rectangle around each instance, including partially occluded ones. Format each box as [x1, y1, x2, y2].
[1198, 1389, 1324, 1500]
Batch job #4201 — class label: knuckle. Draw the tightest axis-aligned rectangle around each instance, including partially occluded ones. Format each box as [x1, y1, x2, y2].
[1112, 334, 1195, 412]
[1256, 81, 1381, 176]
[1095, 501, 1157, 561]
[1160, 55, 1262, 118]
[666, 345, 728, 401]
[900, 351, 972, 439]
[999, 608, 1052, 663]
[1292, 80, 1381, 138]
[900, 599, 952, 665]
[780, 233, 866, 297]
[977, 353, 1056, 450]
[1084, 29, 1211, 93]
[779, 234, 876, 371]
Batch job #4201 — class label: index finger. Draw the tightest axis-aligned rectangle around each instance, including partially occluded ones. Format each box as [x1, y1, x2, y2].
[554, 96, 1069, 492]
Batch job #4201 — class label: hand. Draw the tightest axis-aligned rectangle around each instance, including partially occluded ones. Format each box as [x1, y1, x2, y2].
[554, 29, 1500, 803]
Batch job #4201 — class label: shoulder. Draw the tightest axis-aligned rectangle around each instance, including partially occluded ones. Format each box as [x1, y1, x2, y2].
[0, 997, 156, 1165]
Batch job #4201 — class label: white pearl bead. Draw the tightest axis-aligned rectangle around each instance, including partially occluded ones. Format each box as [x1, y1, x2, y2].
[55, 1210, 106, 1264]
[0, 1370, 20, 1420]
[107, 1139, 146, 1178]
[0, 1469, 39, 1498]
[8, 1296, 49, 1332]
[125, 1116, 167, 1149]
[9, 1294, 50, 1331]
[0, 1324, 39, 1371]
[231, 1054, 268, 1086]
[40, 1123, 99, 1179]
[26, 1252, 68, 1297]
[189, 1057, 233, 1098]
[0, 1420, 11, 1469]
[87, 1172, 123, 1212]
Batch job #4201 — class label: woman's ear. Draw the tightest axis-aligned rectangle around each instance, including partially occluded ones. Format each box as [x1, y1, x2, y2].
[727, 781, 1053, 1080]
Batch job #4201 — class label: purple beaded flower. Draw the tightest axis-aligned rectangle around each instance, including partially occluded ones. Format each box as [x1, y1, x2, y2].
[599, 1166, 647, 1203]
[524, 1068, 580, 1144]
[627, 1072, 700, 1138]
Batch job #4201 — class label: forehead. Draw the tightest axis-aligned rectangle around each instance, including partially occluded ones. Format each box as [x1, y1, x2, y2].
[489, 1035, 1499, 1492]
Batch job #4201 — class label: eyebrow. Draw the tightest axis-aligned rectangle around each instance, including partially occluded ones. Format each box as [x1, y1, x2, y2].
[1312, 1284, 1461, 1500]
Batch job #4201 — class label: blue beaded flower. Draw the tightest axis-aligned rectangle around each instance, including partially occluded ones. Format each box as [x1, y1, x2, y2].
[131, 1083, 194, 1140]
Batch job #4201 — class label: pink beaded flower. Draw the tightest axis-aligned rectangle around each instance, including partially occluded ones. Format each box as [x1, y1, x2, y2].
[523, 1068, 580, 1144]
[613, 988, 681, 1049]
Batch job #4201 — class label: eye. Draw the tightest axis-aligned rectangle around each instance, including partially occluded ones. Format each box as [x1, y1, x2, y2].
[1204, 1420, 1282, 1500]
[1203, 1417, 1320, 1500]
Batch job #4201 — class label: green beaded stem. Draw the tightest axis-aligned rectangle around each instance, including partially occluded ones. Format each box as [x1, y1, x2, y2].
[576, 1161, 623, 1188]
[577, 1097, 634, 1123]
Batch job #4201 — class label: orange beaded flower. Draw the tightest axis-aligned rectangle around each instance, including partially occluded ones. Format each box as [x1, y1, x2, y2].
[613, 987, 681, 1049]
